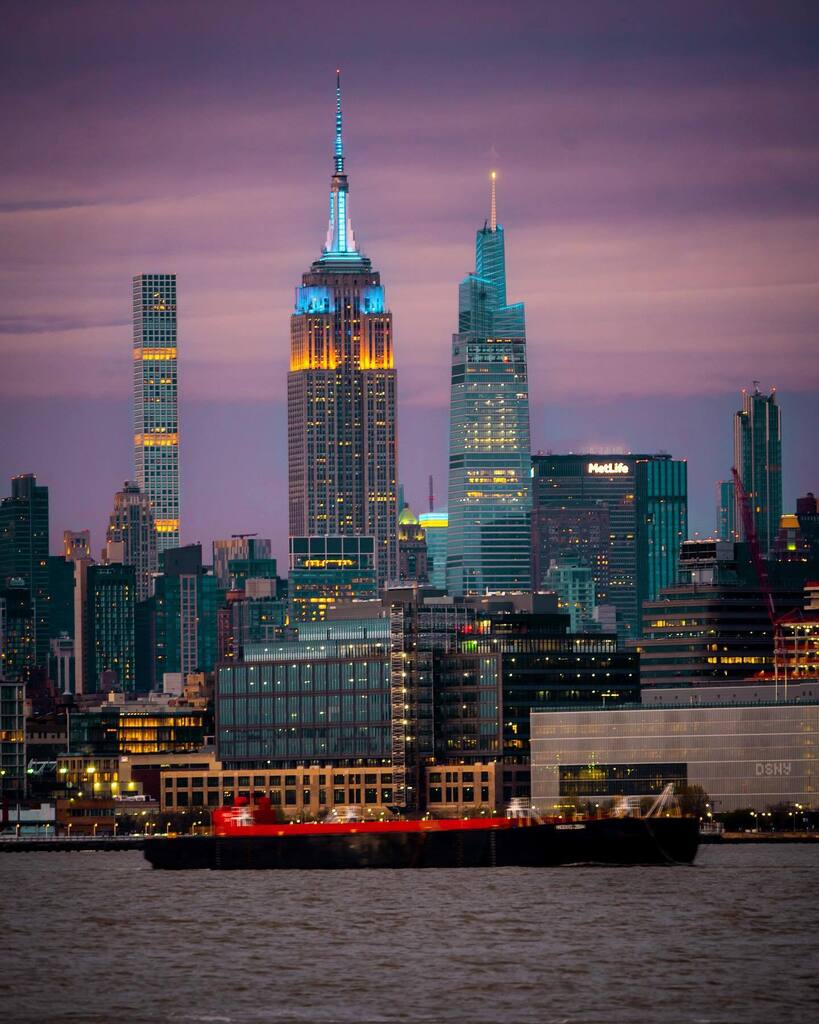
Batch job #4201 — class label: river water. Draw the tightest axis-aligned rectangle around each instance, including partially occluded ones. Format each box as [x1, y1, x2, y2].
[2, 844, 817, 1023]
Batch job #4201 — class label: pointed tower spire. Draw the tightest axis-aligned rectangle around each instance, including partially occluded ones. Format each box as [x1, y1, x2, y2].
[322, 69, 359, 260]
[334, 69, 344, 174]
[489, 170, 497, 232]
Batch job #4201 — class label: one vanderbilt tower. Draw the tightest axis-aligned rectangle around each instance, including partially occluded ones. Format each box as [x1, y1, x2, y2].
[288, 73, 398, 585]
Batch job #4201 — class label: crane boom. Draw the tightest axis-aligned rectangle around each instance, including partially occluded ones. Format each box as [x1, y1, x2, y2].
[731, 466, 775, 625]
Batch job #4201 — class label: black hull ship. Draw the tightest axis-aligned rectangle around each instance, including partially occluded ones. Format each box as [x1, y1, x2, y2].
[144, 804, 699, 870]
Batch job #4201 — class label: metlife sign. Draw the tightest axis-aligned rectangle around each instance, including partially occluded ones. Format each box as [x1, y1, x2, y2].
[586, 461, 631, 476]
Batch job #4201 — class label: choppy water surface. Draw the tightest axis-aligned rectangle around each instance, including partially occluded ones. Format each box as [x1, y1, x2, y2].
[2, 844, 818, 1023]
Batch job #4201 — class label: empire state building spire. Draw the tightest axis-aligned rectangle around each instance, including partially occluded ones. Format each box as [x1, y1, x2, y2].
[323, 70, 359, 260]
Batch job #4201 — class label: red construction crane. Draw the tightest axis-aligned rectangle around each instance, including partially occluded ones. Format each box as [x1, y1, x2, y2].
[731, 466, 776, 626]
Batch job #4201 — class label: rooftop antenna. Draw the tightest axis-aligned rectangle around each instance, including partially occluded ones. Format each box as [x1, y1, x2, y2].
[428, 475, 434, 513]
[489, 170, 497, 231]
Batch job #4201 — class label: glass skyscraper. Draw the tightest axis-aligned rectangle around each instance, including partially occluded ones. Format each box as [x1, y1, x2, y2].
[0, 474, 50, 667]
[287, 75, 398, 586]
[532, 454, 687, 640]
[446, 174, 532, 596]
[733, 384, 782, 556]
[133, 273, 179, 553]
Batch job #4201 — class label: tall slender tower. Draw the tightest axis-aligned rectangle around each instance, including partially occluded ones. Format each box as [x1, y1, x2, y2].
[288, 73, 398, 585]
[446, 174, 532, 595]
[133, 273, 180, 553]
[733, 383, 782, 556]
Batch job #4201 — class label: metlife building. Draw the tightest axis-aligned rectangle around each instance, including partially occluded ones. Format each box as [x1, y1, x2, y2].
[531, 454, 687, 640]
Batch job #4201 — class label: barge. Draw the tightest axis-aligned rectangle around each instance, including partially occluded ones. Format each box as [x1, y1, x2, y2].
[144, 795, 699, 870]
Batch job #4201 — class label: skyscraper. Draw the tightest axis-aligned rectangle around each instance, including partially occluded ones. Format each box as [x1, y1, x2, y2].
[733, 383, 782, 556]
[212, 536, 273, 591]
[531, 454, 687, 640]
[107, 481, 158, 602]
[81, 563, 136, 692]
[717, 479, 736, 541]
[287, 74, 398, 586]
[0, 474, 50, 667]
[446, 173, 532, 595]
[133, 273, 180, 553]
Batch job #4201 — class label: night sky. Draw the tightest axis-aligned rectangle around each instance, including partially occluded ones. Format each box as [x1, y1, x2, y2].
[2, 1, 817, 564]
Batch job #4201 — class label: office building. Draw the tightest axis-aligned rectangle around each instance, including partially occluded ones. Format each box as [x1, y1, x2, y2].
[733, 384, 782, 556]
[0, 474, 50, 666]
[212, 537, 274, 591]
[106, 481, 158, 601]
[796, 493, 819, 557]
[418, 510, 447, 590]
[287, 74, 398, 585]
[635, 456, 688, 612]
[531, 454, 687, 640]
[217, 629, 391, 768]
[434, 611, 638, 802]
[633, 540, 811, 688]
[0, 680, 25, 801]
[79, 563, 136, 692]
[717, 480, 736, 541]
[446, 174, 531, 596]
[544, 559, 598, 632]
[63, 530, 91, 561]
[47, 555, 75, 640]
[532, 504, 610, 601]
[531, 701, 819, 813]
[397, 506, 429, 584]
[133, 273, 180, 552]
[217, 582, 287, 662]
[288, 535, 377, 622]
[154, 544, 223, 683]
[69, 700, 206, 756]
[0, 584, 35, 682]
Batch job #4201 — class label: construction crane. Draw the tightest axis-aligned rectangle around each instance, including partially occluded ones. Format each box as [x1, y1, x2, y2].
[731, 466, 782, 690]
[731, 466, 775, 624]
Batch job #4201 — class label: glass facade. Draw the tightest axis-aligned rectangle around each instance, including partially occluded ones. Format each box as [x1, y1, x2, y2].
[217, 646, 391, 767]
[531, 701, 819, 811]
[154, 569, 223, 681]
[733, 385, 782, 556]
[532, 454, 687, 640]
[446, 183, 531, 596]
[418, 511, 448, 590]
[0, 680, 25, 800]
[212, 537, 273, 591]
[133, 273, 179, 553]
[717, 479, 736, 541]
[0, 474, 50, 667]
[636, 457, 688, 612]
[69, 706, 206, 756]
[288, 535, 377, 622]
[84, 564, 136, 692]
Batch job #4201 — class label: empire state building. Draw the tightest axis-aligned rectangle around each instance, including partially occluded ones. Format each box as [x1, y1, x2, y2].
[287, 74, 398, 585]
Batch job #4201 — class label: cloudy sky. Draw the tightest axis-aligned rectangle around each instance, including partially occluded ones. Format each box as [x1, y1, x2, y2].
[1, 1, 817, 563]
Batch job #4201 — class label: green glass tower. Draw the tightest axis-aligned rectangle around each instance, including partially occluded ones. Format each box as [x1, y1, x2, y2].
[446, 174, 531, 596]
[733, 384, 782, 556]
[0, 474, 50, 667]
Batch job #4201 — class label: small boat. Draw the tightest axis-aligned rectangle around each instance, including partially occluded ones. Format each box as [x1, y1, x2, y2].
[144, 788, 699, 870]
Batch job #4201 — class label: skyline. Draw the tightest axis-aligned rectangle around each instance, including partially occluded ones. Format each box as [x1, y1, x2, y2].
[1, 1, 817, 561]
